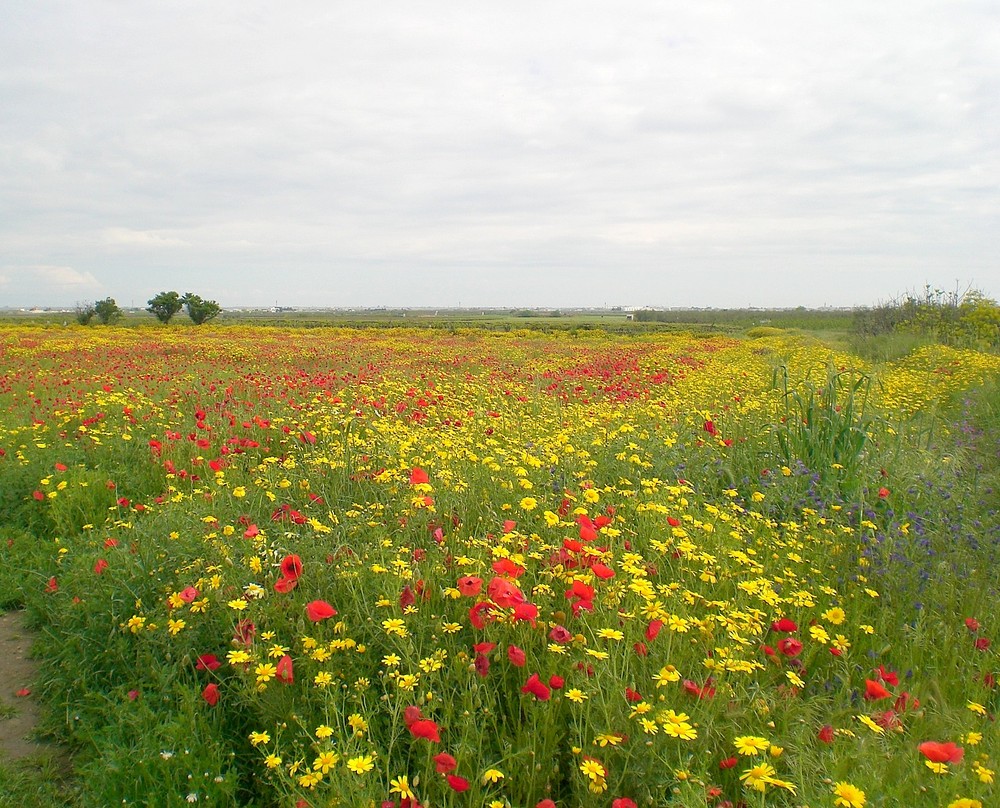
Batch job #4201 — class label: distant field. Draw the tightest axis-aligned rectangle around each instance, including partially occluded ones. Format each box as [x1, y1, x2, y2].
[0, 306, 856, 335]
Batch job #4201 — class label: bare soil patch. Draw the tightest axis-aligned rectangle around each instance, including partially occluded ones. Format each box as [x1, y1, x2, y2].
[0, 610, 66, 767]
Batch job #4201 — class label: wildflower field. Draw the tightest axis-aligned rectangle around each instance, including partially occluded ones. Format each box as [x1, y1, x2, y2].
[1, 325, 999, 808]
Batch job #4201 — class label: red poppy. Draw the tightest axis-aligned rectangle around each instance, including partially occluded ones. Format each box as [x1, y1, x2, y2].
[93, 558, 109, 575]
[864, 678, 892, 700]
[445, 775, 469, 792]
[549, 625, 572, 644]
[521, 673, 551, 701]
[409, 467, 429, 485]
[777, 637, 803, 657]
[195, 653, 221, 671]
[877, 487, 890, 498]
[612, 800, 638, 808]
[234, 619, 255, 645]
[965, 617, 980, 632]
[719, 756, 738, 769]
[474, 654, 490, 677]
[591, 563, 615, 580]
[918, 741, 964, 763]
[280, 554, 303, 580]
[400, 585, 416, 609]
[772, 617, 798, 633]
[492, 558, 525, 578]
[512, 602, 539, 624]
[45, 576, 58, 593]
[457, 576, 483, 597]
[202, 683, 219, 706]
[276, 654, 294, 684]
[536, 801, 557, 808]
[682, 678, 716, 699]
[975, 637, 991, 651]
[487, 577, 524, 608]
[273, 575, 297, 593]
[178, 586, 199, 603]
[645, 620, 663, 641]
[403, 705, 424, 727]
[469, 601, 495, 630]
[493, 558, 524, 578]
[625, 687, 643, 702]
[818, 724, 835, 744]
[305, 600, 337, 621]
[874, 665, 899, 686]
[578, 522, 598, 542]
[433, 752, 457, 774]
[507, 645, 526, 667]
[409, 719, 441, 743]
[549, 675, 564, 689]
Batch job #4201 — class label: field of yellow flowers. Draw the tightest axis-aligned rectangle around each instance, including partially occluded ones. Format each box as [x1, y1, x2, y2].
[1, 325, 998, 808]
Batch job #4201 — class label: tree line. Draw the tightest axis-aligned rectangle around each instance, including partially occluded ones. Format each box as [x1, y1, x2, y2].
[75, 292, 222, 325]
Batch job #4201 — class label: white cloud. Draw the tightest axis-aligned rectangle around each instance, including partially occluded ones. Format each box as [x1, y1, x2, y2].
[101, 228, 190, 247]
[22, 265, 101, 289]
[0, 266, 102, 305]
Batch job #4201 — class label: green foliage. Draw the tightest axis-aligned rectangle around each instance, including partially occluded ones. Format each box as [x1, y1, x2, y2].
[0, 755, 80, 806]
[634, 307, 855, 331]
[73, 303, 95, 326]
[72, 690, 242, 806]
[769, 363, 882, 499]
[854, 285, 1000, 351]
[146, 291, 185, 324]
[745, 325, 786, 339]
[182, 293, 222, 325]
[93, 298, 123, 326]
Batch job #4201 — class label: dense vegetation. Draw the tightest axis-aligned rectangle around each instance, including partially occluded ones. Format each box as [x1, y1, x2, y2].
[1, 324, 998, 807]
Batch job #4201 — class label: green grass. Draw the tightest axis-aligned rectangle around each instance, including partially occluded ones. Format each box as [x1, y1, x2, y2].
[0, 755, 79, 808]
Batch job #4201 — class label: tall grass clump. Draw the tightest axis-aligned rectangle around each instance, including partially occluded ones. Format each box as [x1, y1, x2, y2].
[769, 363, 883, 502]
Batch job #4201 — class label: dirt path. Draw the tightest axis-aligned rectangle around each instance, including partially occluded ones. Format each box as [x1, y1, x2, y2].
[0, 610, 58, 763]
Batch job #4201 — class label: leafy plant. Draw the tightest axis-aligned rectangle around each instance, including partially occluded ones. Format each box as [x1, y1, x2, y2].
[769, 363, 882, 498]
[182, 293, 222, 325]
[146, 291, 185, 324]
[93, 297, 123, 325]
[74, 303, 96, 325]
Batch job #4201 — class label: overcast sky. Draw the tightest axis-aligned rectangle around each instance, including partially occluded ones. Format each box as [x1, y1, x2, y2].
[2, 2, 998, 309]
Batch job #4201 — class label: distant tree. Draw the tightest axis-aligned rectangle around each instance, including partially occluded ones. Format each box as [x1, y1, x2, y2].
[182, 293, 222, 325]
[93, 297, 123, 325]
[146, 291, 184, 324]
[74, 302, 96, 325]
